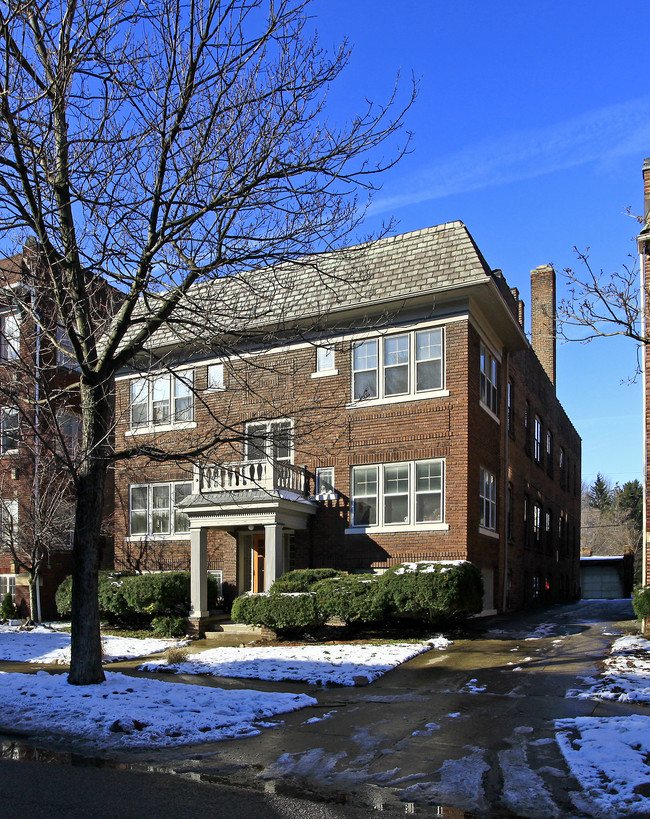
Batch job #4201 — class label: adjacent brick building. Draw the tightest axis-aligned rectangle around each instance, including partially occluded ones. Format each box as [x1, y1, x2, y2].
[0, 248, 80, 619]
[112, 222, 581, 632]
[640, 157, 650, 589]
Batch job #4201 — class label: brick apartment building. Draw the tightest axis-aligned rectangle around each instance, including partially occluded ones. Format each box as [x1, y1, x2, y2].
[0, 248, 82, 619]
[112, 222, 581, 633]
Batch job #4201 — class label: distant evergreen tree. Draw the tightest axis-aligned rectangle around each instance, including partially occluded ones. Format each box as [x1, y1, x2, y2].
[616, 479, 643, 530]
[588, 473, 613, 511]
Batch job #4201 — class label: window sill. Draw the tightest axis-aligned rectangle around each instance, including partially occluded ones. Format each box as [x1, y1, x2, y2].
[125, 534, 191, 542]
[346, 389, 449, 409]
[479, 402, 500, 424]
[479, 526, 499, 539]
[126, 421, 197, 436]
[345, 522, 450, 534]
[204, 387, 226, 394]
[311, 369, 338, 379]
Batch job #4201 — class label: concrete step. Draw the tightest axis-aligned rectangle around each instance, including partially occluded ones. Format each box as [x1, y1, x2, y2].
[204, 621, 265, 640]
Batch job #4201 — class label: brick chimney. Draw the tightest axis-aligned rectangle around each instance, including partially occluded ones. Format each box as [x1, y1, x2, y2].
[530, 264, 556, 387]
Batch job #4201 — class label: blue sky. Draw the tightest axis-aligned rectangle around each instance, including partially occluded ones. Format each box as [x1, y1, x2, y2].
[310, 0, 648, 489]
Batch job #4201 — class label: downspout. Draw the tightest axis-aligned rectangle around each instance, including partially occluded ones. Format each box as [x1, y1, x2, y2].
[502, 351, 510, 611]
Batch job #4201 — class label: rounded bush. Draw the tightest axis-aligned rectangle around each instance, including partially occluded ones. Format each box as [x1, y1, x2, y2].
[231, 591, 325, 633]
[633, 586, 650, 620]
[56, 571, 134, 621]
[380, 561, 483, 626]
[121, 572, 191, 615]
[314, 574, 388, 625]
[270, 568, 340, 594]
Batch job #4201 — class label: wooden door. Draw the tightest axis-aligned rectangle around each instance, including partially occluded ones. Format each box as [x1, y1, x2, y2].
[252, 534, 265, 593]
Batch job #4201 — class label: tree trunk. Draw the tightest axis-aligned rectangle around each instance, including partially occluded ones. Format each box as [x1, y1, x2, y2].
[29, 574, 38, 622]
[68, 381, 112, 685]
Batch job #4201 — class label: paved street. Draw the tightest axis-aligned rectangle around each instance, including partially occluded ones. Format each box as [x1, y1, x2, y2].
[0, 599, 639, 816]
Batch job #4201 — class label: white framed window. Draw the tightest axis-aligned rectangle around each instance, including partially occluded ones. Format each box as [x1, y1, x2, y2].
[533, 503, 542, 545]
[0, 574, 16, 601]
[0, 312, 20, 361]
[0, 498, 18, 544]
[353, 339, 378, 400]
[315, 467, 335, 496]
[129, 370, 194, 429]
[479, 467, 497, 531]
[479, 343, 499, 416]
[534, 416, 543, 462]
[352, 328, 444, 403]
[245, 419, 293, 463]
[1, 408, 19, 453]
[129, 481, 192, 538]
[351, 459, 444, 529]
[206, 363, 225, 390]
[315, 345, 336, 374]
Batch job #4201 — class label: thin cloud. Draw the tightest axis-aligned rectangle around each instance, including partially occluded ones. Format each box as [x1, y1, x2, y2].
[369, 96, 650, 215]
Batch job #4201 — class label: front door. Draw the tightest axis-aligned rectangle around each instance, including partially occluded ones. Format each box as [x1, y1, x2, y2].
[252, 534, 265, 593]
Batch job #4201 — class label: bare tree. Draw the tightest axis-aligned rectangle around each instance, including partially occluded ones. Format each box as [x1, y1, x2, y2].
[0, 0, 413, 683]
[0, 458, 74, 619]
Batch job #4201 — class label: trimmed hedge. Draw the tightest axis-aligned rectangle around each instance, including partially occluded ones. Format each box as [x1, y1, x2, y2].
[381, 561, 483, 625]
[269, 568, 340, 594]
[633, 586, 650, 620]
[232, 561, 483, 632]
[55, 571, 221, 627]
[56, 571, 134, 622]
[231, 592, 326, 632]
[314, 574, 388, 625]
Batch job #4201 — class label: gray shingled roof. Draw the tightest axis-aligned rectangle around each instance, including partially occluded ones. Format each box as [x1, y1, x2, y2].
[122, 221, 495, 353]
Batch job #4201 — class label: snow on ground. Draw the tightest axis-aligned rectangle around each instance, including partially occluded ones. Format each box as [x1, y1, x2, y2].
[557, 631, 650, 816]
[140, 637, 451, 686]
[555, 715, 650, 817]
[566, 634, 650, 704]
[0, 669, 315, 748]
[0, 625, 185, 664]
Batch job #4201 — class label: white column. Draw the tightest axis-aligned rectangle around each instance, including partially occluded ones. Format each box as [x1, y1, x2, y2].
[264, 523, 284, 591]
[189, 526, 209, 618]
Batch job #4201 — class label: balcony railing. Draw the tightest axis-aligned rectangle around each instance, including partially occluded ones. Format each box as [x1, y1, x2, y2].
[196, 459, 307, 495]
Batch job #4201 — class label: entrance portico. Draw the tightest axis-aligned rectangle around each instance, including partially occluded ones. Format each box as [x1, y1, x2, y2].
[180, 462, 317, 633]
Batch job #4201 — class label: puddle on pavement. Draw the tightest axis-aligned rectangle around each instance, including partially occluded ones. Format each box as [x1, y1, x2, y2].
[0, 736, 475, 816]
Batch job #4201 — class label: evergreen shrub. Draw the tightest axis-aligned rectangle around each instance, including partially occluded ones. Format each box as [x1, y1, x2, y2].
[314, 574, 388, 624]
[1, 592, 16, 619]
[380, 561, 483, 625]
[632, 586, 650, 620]
[231, 591, 325, 632]
[269, 568, 340, 593]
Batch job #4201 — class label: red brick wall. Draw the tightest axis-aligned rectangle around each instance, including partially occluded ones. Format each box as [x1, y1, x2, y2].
[112, 313, 580, 612]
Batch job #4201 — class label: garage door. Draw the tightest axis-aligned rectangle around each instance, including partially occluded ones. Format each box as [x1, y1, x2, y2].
[581, 564, 623, 599]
